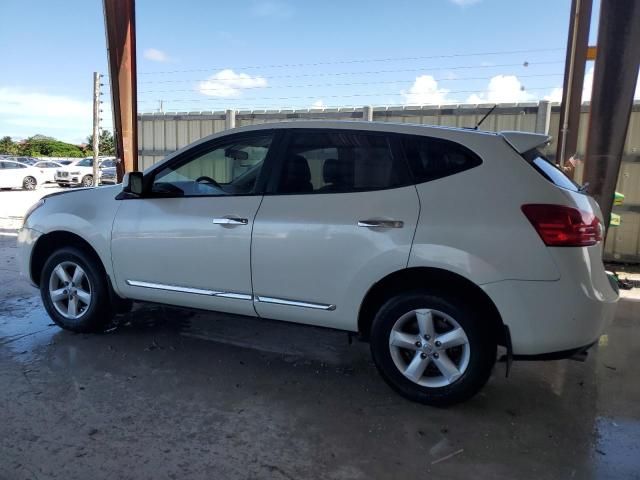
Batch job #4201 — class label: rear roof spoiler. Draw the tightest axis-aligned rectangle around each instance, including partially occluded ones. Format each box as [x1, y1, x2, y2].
[500, 131, 551, 154]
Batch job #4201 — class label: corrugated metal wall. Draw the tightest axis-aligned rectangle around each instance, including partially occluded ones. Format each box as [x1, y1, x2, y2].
[138, 101, 640, 263]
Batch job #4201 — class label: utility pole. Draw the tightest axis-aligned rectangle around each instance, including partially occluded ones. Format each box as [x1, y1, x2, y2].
[556, 0, 592, 168]
[92, 72, 101, 186]
[583, 0, 640, 231]
[103, 0, 138, 181]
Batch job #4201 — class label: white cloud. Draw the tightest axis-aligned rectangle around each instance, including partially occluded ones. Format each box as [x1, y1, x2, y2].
[544, 87, 563, 103]
[0, 87, 105, 142]
[198, 69, 267, 98]
[143, 48, 169, 62]
[449, 0, 482, 6]
[250, 1, 293, 18]
[466, 75, 535, 103]
[311, 99, 325, 109]
[401, 75, 451, 105]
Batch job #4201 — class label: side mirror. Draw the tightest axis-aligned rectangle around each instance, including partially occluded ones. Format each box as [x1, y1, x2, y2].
[122, 171, 143, 196]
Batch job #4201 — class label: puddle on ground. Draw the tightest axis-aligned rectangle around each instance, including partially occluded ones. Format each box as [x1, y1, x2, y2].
[594, 416, 640, 479]
[0, 296, 58, 364]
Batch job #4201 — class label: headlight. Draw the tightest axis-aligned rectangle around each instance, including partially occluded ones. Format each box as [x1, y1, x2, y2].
[23, 199, 45, 227]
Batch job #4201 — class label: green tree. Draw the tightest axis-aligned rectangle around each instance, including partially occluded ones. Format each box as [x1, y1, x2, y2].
[0, 136, 17, 155]
[17, 135, 85, 158]
[86, 130, 115, 155]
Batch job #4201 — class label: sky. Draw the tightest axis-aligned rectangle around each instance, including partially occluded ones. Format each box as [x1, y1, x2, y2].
[0, 0, 638, 144]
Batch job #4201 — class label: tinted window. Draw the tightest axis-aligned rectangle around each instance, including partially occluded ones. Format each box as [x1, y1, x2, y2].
[152, 134, 272, 196]
[274, 131, 406, 194]
[523, 149, 580, 193]
[2, 162, 24, 169]
[402, 135, 482, 184]
[77, 158, 93, 167]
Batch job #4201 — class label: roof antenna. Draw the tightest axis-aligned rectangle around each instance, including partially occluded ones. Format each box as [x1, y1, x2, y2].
[474, 104, 497, 130]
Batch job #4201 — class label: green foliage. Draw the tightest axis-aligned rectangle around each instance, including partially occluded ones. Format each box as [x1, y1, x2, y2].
[0, 136, 18, 154]
[17, 135, 85, 158]
[86, 130, 115, 155]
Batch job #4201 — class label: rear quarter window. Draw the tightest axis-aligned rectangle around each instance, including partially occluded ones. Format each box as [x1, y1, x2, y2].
[523, 149, 580, 193]
[401, 135, 482, 184]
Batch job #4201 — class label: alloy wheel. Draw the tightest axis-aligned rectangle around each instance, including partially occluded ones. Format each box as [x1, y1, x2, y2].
[389, 308, 470, 388]
[48, 261, 92, 320]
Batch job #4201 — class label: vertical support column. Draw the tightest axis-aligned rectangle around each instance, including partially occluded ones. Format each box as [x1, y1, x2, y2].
[584, 0, 640, 231]
[556, 0, 593, 166]
[225, 109, 236, 130]
[363, 105, 374, 122]
[92, 72, 101, 186]
[535, 100, 552, 135]
[103, 0, 138, 180]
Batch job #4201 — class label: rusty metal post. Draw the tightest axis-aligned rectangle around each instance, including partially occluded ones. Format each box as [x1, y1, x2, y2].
[556, 0, 592, 168]
[583, 0, 640, 231]
[103, 0, 138, 180]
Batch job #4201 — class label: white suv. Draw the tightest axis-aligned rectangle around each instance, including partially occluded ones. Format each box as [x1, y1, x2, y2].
[17, 121, 618, 405]
[55, 157, 115, 187]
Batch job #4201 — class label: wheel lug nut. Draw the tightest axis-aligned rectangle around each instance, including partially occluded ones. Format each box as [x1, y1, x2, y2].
[420, 353, 427, 359]
[433, 353, 439, 358]
[424, 335, 430, 340]
[63, 290, 68, 295]
[415, 341, 422, 348]
[435, 341, 442, 347]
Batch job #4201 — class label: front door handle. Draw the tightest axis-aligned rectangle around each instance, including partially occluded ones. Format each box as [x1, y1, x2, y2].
[212, 217, 248, 225]
[358, 219, 404, 228]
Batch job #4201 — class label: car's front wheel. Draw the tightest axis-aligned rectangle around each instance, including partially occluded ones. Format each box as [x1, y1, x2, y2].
[40, 247, 114, 333]
[81, 175, 94, 187]
[370, 290, 496, 406]
[23, 176, 37, 190]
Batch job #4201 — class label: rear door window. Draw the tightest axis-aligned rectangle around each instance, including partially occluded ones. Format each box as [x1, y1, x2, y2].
[272, 130, 410, 194]
[401, 135, 482, 184]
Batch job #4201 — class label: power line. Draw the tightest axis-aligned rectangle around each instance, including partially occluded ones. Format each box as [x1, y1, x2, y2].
[137, 47, 564, 75]
[137, 73, 563, 95]
[137, 86, 558, 104]
[137, 60, 563, 84]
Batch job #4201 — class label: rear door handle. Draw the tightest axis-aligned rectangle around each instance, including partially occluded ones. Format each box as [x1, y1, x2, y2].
[358, 219, 404, 228]
[212, 217, 248, 225]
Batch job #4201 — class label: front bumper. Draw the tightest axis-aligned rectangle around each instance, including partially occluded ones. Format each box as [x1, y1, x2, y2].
[55, 176, 80, 185]
[17, 227, 42, 287]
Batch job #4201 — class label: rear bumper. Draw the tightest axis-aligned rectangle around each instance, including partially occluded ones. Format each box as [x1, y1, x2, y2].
[482, 274, 618, 356]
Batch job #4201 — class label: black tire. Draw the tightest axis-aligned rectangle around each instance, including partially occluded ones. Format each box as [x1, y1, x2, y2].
[40, 247, 114, 333]
[370, 290, 496, 406]
[81, 175, 93, 187]
[23, 176, 37, 190]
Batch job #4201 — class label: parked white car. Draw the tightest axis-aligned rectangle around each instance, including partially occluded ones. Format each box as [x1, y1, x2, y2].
[0, 159, 44, 190]
[55, 157, 115, 187]
[33, 160, 64, 183]
[17, 121, 619, 405]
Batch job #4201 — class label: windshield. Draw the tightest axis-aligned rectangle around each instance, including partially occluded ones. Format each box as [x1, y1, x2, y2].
[77, 158, 93, 167]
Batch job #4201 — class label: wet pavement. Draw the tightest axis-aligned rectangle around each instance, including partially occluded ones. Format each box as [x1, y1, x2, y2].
[1, 228, 639, 479]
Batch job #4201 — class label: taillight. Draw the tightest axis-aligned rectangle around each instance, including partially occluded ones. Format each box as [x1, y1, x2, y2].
[521, 204, 602, 247]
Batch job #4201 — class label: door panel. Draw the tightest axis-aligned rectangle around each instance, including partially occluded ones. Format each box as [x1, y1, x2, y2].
[112, 196, 262, 316]
[111, 131, 275, 316]
[251, 187, 420, 330]
[251, 129, 419, 331]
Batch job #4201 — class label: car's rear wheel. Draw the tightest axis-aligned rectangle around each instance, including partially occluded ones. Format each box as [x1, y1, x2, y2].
[23, 176, 37, 190]
[40, 247, 114, 333]
[370, 290, 496, 406]
[81, 175, 94, 187]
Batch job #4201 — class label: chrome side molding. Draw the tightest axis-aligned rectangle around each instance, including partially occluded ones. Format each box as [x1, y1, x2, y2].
[255, 296, 336, 311]
[126, 280, 335, 310]
[126, 280, 251, 300]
